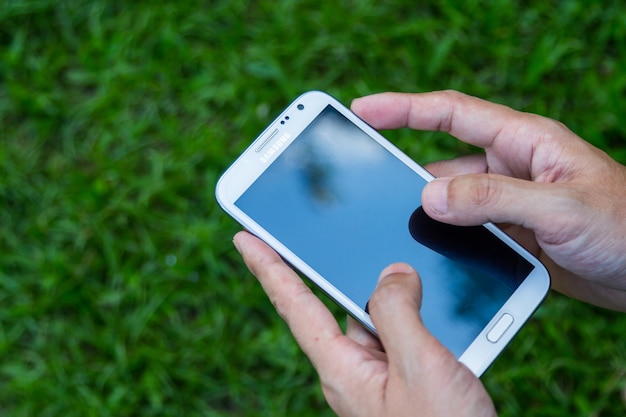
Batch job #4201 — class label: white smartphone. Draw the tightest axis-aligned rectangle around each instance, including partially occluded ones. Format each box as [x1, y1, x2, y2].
[216, 91, 550, 376]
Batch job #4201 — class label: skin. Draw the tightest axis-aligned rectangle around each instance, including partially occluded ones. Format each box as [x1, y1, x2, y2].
[352, 91, 626, 311]
[233, 90, 626, 416]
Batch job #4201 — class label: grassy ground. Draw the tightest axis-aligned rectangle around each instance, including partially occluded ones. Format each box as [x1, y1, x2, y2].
[1, 0, 625, 415]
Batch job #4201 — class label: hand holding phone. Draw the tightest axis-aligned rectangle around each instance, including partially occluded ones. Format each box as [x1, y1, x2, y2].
[217, 91, 551, 375]
[352, 91, 626, 312]
[234, 231, 498, 417]
[224, 90, 626, 417]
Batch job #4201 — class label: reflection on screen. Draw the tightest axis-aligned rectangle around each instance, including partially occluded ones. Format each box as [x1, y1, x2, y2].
[236, 106, 533, 357]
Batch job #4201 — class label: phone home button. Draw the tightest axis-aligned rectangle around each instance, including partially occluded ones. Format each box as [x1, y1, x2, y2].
[487, 313, 514, 343]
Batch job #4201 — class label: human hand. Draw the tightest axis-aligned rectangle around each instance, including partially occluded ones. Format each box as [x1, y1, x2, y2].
[233, 231, 497, 417]
[351, 90, 626, 311]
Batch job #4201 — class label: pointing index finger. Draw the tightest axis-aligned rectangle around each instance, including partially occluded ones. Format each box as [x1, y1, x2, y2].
[233, 231, 365, 377]
[350, 90, 526, 150]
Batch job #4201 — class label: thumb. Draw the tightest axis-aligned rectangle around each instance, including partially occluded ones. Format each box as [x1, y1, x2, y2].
[367, 264, 453, 379]
[421, 173, 585, 237]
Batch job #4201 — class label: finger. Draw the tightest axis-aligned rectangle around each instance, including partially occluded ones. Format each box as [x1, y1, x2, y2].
[424, 154, 487, 178]
[421, 173, 589, 243]
[351, 90, 541, 149]
[346, 316, 383, 351]
[233, 231, 348, 370]
[367, 263, 452, 380]
[350, 91, 583, 182]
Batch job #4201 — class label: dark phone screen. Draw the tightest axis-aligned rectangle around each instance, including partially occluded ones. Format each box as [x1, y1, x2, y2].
[236, 106, 533, 357]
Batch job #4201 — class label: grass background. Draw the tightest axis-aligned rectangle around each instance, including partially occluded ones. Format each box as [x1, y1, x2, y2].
[1, 0, 626, 415]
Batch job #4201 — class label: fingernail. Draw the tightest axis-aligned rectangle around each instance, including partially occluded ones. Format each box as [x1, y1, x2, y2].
[425, 177, 450, 215]
[379, 263, 415, 283]
[232, 236, 242, 253]
[350, 96, 364, 108]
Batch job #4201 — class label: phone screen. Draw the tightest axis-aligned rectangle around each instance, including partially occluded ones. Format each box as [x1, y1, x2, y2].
[236, 105, 534, 357]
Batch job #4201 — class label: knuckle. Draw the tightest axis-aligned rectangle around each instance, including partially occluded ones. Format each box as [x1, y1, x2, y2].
[260, 262, 307, 325]
[437, 90, 470, 133]
[440, 89, 467, 100]
[540, 114, 571, 134]
[450, 175, 502, 209]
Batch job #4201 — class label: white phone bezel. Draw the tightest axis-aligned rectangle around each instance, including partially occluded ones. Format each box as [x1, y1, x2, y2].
[216, 90, 550, 376]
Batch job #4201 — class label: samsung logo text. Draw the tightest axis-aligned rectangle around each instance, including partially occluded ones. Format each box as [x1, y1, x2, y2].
[260, 133, 291, 163]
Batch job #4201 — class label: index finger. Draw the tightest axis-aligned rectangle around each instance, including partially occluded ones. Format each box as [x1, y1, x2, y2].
[233, 231, 364, 374]
[350, 90, 549, 150]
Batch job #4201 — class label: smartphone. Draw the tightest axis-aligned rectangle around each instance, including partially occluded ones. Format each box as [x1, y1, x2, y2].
[216, 91, 550, 376]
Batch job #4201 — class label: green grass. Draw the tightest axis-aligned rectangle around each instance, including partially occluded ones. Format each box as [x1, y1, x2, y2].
[1, 0, 625, 415]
